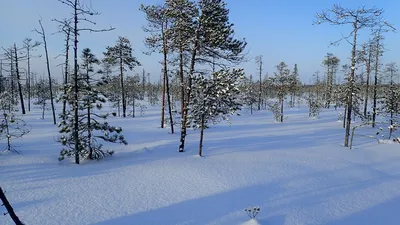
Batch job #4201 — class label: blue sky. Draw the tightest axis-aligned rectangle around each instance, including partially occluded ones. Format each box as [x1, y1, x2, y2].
[1, 0, 399, 83]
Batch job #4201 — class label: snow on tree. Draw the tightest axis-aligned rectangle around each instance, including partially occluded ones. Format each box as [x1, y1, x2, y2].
[269, 62, 291, 122]
[240, 75, 258, 115]
[188, 68, 243, 156]
[0, 92, 30, 154]
[33, 77, 51, 120]
[379, 62, 400, 138]
[57, 48, 127, 162]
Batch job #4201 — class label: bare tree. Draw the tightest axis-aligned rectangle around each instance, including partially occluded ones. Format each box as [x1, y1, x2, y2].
[13, 44, 26, 115]
[315, 4, 385, 147]
[22, 38, 41, 112]
[53, 19, 72, 116]
[370, 20, 395, 128]
[34, 19, 56, 124]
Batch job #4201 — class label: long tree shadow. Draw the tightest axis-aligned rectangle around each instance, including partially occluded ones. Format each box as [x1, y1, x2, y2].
[91, 158, 400, 225]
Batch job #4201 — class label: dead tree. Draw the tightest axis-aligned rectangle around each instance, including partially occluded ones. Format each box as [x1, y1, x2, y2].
[371, 20, 395, 128]
[34, 19, 56, 124]
[315, 4, 385, 147]
[22, 38, 41, 112]
[0, 187, 24, 225]
[56, 0, 114, 164]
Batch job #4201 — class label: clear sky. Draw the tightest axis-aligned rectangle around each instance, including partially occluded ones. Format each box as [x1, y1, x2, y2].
[1, 0, 399, 84]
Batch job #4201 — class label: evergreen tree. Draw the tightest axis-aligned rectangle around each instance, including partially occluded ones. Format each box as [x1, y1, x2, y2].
[57, 48, 127, 162]
[270, 62, 291, 122]
[380, 62, 400, 138]
[103, 37, 141, 118]
[188, 68, 243, 156]
[33, 78, 51, 120]
[0, 92, 30, 154]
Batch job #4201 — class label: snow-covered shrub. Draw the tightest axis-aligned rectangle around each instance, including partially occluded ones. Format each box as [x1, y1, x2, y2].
[266, 100, 282, 122]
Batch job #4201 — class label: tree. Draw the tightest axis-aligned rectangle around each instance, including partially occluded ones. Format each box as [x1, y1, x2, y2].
[53, 19, 72, 116]
[0, 92, 30, 154]
[56, 0, 114, 164]
[189, 68, 243, 156]
[315, 4, 385, 147]
[57, 48, 127, 161]
[370, 20, 395, 128]
[270, 62, 291, 122]
[241, 75, 258, 114]
[380, 62, 400, 138]
[103, 37, 141, 118]
[255, 55, 263, 110]
[289, 64, 301, 108]
[140, 3, 174, 133]
[34, 19, 56, 124]
[322, 53, 340, 108]
[173, 0, 247, 152]
[22, 38, 41, 112]
[33, 77, 51, 120]
[356, 42, 373, 117]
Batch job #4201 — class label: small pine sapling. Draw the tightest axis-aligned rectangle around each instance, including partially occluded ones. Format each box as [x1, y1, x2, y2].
[266, 100, 282, 122]
[0, 92, 31, 154]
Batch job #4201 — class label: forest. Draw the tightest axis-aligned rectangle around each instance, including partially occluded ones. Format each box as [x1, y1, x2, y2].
[1, 1, 400, 225]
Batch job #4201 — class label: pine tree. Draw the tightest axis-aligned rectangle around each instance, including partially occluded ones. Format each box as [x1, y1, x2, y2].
[189, 68, 243, 156]
[380, 62, 400, 138]
[322, 53, 340, 108]
[33, 78, 51, 120]
[270, 62, 291, 122]
[172, 0, 247, 152]
[103, 37, 141, 118]
[241, 75, 258, 115]
[57, 48, 127, 162]
[0, 92, 30, 154]
[289, 64, 301, 108]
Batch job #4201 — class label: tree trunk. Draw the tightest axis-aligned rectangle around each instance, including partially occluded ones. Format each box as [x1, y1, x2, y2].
[199, 113, 205, 157]
[179, 18, 185, 117]
[38, 21, 56, 125]
[42, 103, 45, 119]
[178, 26, 199, 152]
[258, 57, 262, 110]
[344, 24, 357, 147]
[132, 97, 135, 118]
[372, 37, 380, 128]
[280, 97, 284, 122]
[163, 20, 174, 134]
[73, 0, 80, 164]
[14, 44, 26, 115]
[86, 67, 92, 159]
[120, 51, 126, 118]
[363, 46, 372, 117]
[160, 21, 167, 129]
[0, 187, 24, 225]
[63, 28, 70, 116]
[343, 105, 347, 129]
[27, 48, 31, 112]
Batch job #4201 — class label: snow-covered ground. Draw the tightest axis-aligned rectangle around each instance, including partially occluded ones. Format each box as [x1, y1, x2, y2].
[1, 103, 400, 225]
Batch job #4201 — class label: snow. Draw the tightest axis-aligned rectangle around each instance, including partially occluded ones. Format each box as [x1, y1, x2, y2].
[1, 104, 400, 225]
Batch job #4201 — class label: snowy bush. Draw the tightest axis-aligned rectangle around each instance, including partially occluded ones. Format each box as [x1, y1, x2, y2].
[266, 100, 282, 122]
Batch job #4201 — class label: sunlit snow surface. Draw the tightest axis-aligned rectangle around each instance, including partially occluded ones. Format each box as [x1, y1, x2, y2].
[1, 103, 400, 225]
